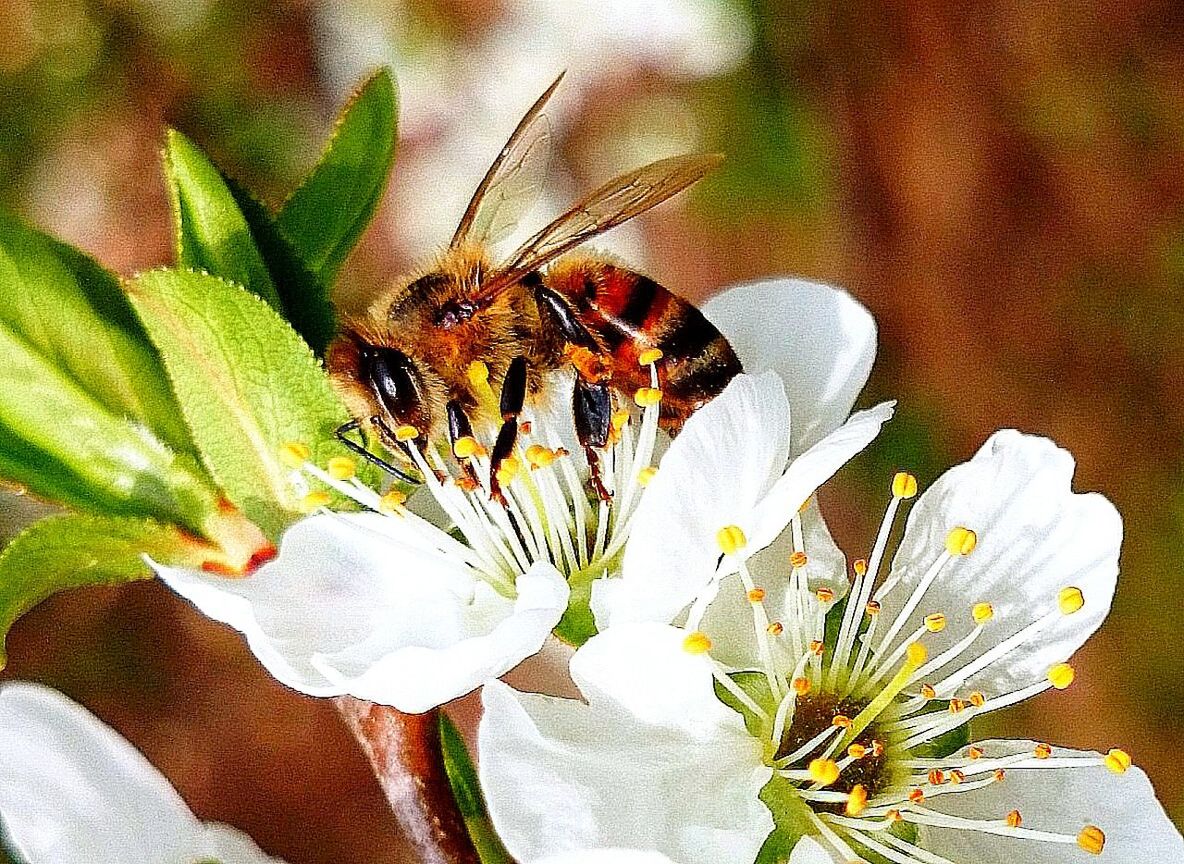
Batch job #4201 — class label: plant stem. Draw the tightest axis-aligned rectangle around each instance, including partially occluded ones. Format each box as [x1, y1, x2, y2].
[336, 697, 481, 864]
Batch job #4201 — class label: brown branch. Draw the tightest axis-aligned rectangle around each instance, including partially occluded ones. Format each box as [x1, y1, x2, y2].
[336, 697, 481, 864]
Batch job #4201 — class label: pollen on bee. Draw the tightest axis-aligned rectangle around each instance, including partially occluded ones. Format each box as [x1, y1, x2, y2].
[467, 360, 490, 387]
[638, 347, 664, 366]
[326, 456, 356, 480]
[395, 424, 420, 442]
[682, 631, 713, 654]
[1077, 826, 1105, 854]
[634, 386, 663, 407]
[638, 466, 658, 486]
[279, 441, 311, 468]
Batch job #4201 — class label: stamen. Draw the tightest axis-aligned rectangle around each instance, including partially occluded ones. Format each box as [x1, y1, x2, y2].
[326, 456, 356, 480]
[808, 758, 841, 786]
[454, 436, 482, 459]
[300, 490, 331, 512]
[395, 424, 420, 442]
[634, 387, 663, 407]
[845, 784, 869, 816]
[1077, 826, 1105, 854]
[1006, 810, 1022, 828]
[280, 441, 311, 467]
[846, 643, 927, 744]
[638, 347, 664, 365]
[378, 490, 408, 514]
[716, 525, 748, 556]
[682, 631, 713, 654]
[638, 466, 657, 486]
[1104, 748, 1131, 774]
[892, 472, 919, 499]
[1058, 586, 1085, 614]
[1047, 663, 1075, 690]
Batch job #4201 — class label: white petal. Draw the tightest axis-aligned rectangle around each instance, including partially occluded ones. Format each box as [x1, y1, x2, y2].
[479, 625, 773, 864]
[531, 851, 683, 864]
[154, 513, 568, 713]
[745, 402, 895, 555]
[0, 682, 201, 864]
[191, 823, 286, 864]
[876, 431, 1121, 696]
[601, 373, 790, 628]
[702, 278, 877, 454]
[919, 740, 1184, 862]
[789, 836, 837, 864]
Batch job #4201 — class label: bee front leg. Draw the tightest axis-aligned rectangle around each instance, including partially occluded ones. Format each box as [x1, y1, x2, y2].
[489, 356, 528, 506]
[445, 399, 483, 490]
[573, 379, 613, 502]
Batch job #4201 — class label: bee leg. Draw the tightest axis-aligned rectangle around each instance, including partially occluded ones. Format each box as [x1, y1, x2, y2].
[446, 399, 482, 489]
[334, 418, 421, 485]
[489, 356, 528, 506]
[573, 379, 613, 502]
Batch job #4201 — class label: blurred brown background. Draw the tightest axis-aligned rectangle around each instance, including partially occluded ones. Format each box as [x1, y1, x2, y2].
[1, 1, 1183, 861]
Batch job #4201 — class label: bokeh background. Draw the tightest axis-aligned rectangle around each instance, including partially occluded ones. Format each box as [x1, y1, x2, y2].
[2, 1, 1183, 861]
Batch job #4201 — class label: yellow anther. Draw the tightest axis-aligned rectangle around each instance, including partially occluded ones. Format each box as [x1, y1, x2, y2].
[454, 436, 481, 459]
[767, 621, 784, 637]
[906, 642, 928, 666]
[845, 784, 868, 817]
[638, 347, 664, 366]
[808, 758, 840, 786]
[853, 558, 868, 576]
[378, 490, 408, 514]
[870, 740, 884, 758]
[455, 476, 480, 493]
[972, 602, 994, 624]
[809, 640, 825, 657]
[682, 631, 713, 654]
[948, 699, 967, 714]
[1058, 586, 1085, 615]
[945, 526, 977, 556]
[1048, 663, 1075, 690]
[994, 769, 1006, 782]
[326, 456, 356, 480]
[789, 551, 808, 569]
[892, 472, 918, 499]
[1104, 749, 1131, 775]
[300, 490, 331, 512]
[467, 360, 490, 387]
[927, 769, 946, 786]
[969, 691, 986, 707]
[798, 498, 810, 514]
[967, 745, 984, 760]
[1077, 826, 1105, 855]
[395, 424, 420, 442]
[611, 409, 631, 432]
[638, 466, 658, 486]
[832, 715, 852, 729]
[950, 770, 966, 784]
[847, 744, 867, 760]
[924, 612, 947, 633]
[865, 600, 881, 616]
[525, 444, 555, 468]
[887, 809, 903, 823]
[908, 788, 925, 803]
[1034, 743, 1053, 759]
[1006, 809, 1023, 828]
[920, 683, 937, 700]
[279, 441, 311, 468]
[716, 525, 747, 555]
[634, 387, 663, 407]
[747, 587, 766, 604]
[496, 455, 521, 485]
[792, 676, 811, 696]
[816, 587, 835, 603]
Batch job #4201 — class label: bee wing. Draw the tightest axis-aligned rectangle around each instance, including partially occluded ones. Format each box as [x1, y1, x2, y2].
[450, 72, 563, 249]
[480, 153, 723, 297]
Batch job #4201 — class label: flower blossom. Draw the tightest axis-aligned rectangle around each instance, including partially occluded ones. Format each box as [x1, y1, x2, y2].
[150, 278, 880, 713]
[478, 424, 1184, 863]
[0, 682, 281, 864]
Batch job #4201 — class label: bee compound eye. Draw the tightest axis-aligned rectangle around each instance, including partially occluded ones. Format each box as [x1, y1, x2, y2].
[360, 346, 423, 424]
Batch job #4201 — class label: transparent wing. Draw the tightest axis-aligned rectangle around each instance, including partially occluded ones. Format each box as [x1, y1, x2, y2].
[450, 72, 563, 249]
[484, 153, 723, 293]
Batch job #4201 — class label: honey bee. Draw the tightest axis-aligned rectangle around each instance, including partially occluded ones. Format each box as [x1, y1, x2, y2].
[327, 73, 742, 501]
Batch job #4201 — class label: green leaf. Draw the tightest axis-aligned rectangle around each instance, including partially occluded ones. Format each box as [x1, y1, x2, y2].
[0, 513, 203, 669]
[225, 176, 336, 355]
[0, 322, 219, 531]
[276, 68, 397, 284]
[164, 129, 282, 310]
[126, 268, 358, 538]
[715, 671, 777, 738]
[439, 713, 513, 864]
[755, 776, 816, 864]
[0, 209, 193, 455]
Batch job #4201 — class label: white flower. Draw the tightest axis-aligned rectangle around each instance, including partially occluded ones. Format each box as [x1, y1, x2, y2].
[151, 279, 878, 713]
[479, 431, 1184, 864]
[0, 681, 282, 864]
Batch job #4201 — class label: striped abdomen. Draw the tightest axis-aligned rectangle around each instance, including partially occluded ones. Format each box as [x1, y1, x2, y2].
[542, 258, 742, 433]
